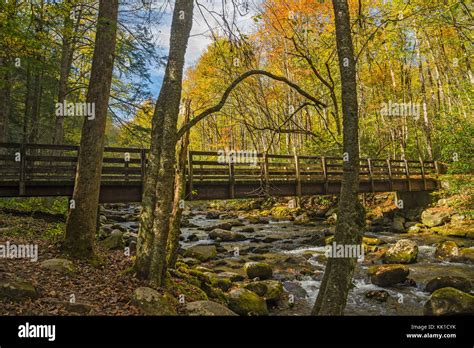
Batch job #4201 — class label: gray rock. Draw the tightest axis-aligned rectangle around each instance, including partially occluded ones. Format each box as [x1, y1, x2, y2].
[209, 229, 246, 242]
[184, 245, 217, 261]
[391, 216, 406, 233]
[100, 230, 124, 250]
[421, 209, 450, 227]
[40, 258, 75, 273]
[369, 264, 409, 287]
[384, 239, 418, 264]
[186, 300, 237, 316]
[0, 278, 38, 300]
[425, 276, 472, 293]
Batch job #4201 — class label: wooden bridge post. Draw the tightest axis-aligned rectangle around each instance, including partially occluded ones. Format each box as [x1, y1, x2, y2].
[404, 159, 412, 191]
[19, 143, 26, 195]
[187, 150, 193, 200]
[263, 153, 269, 194]
[386, 159, 393, 191]
[367, 158, 374, 192]
[321, 156, 328, 194]
[293, 150, 302, 202]
[419, 158, 427, 190]
[228, 158, 235, 199]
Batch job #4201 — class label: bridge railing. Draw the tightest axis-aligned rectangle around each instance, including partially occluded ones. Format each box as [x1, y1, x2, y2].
[0, 144, 439, 194]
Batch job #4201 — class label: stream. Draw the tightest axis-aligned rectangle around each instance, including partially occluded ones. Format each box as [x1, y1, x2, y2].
[101, 203, 474, 316]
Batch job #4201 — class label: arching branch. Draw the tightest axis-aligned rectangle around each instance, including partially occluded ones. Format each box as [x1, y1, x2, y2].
[176, 69, 327, 139]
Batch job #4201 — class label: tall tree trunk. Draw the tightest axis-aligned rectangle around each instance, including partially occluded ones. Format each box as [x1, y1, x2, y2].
[53, 2, 77, 145]
[312, 0, 363, 316]
[0, 57, 11, 143]
[167, 99, 191, 269]
[135, 0, 193, 284]
[63, 0, 119, 259]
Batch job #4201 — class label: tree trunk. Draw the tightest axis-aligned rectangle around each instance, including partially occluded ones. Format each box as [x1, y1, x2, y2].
[53, 3, 77, 145]
[135, 0, 193, 285]
[0, 57, 11, 143]
[312, 0, 363, 316]
[63, 0, 119, 259]
[167, 99, 191, 269]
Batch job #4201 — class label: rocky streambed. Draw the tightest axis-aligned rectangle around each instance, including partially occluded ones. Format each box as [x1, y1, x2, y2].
[98, 197, 474, 316]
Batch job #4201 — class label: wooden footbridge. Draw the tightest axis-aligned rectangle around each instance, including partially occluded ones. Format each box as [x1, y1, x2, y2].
[0, 143, 440, 203]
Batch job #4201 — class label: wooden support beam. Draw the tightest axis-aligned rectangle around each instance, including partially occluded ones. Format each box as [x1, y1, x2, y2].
[321, 156, 328, 194]
[294, 150, 301, 201]
[419, 158, 427, 191]
[404, 159, 411, 191]
[367, 158, 374, 192]
[228, 159, 235, 199]
[19, 143, 26, 195]
[386, 159, 393, 191]
[263, 153, 269, 193]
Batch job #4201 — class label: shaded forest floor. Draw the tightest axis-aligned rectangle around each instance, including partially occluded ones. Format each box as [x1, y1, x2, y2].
[0, 212, 142, 315]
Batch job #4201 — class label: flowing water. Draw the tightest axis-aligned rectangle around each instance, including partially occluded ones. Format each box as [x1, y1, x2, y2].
[102, 203, 474, 316]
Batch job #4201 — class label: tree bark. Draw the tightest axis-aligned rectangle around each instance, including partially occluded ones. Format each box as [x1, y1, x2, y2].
[63, 0, 119, 259]
[312, 0, 363, 316]
[167, 99, 191, 269]
[135, 0, 193, 284]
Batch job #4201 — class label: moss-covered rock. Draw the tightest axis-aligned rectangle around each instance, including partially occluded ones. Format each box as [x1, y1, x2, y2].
[245, 280, 283, 302]
[424, 287, 474, 315]
[99, 230, 124, 250]
[270, 206, 301, 220]
[183, 245, 217, 261]
[431, 222, 474, 239]
[40, 258, 75, 273]
[434, 241, 459, 260]
[244, 262, 273, 280]
[227, 288, 268, 316]
[368, 264, 409, 287]
[294, 213, 310, 225]
[186, 300, 237, 316]
[0, 278, 38, 300]
[132, 287, 177, 315]
[363, 237, 384, 246]
[383, 239, 418, 264]
[425, 276, 472, 293]
[421, 209, 451, 227]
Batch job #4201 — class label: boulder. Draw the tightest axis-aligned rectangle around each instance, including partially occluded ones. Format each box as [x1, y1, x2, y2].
[227, 288, 268, 316]
[425, 276, 472, 294]
[407, 225, 421, 233]
[391, 216, 406, 233]
[294, 213, 310, 225]
[184, 245, 217, 261]
[424, 287, 474, 315]
[100, 230, 124, 250]
[132, 287, 177, 315]
[0, 278, 38, 300]
[368, 264, 409, 287]
[421, 209, 450, 227]
[434, 241, 459, 260]
[206, 211, 220, 219]
[208, 229, 246, 242]
[186, 300, 237, 316]
[383, 239, 418, 264]
[40, 258, 75, 273]
[204, 223, 233, 231]
[239, 227, 255, 233]
[244, 262, 273, 280]
[244, 280, 283, 302]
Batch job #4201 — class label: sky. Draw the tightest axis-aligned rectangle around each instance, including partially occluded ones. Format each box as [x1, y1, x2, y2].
[146, 0, 262, 95]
